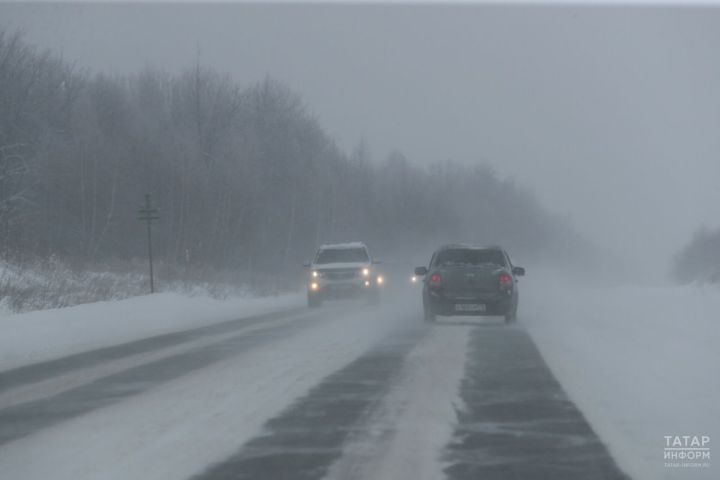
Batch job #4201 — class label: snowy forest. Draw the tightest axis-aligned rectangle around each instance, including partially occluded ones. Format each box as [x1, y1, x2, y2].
[0, 29, 589, 285]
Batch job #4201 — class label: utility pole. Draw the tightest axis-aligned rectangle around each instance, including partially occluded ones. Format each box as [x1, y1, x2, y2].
[138, 194, 159, 293]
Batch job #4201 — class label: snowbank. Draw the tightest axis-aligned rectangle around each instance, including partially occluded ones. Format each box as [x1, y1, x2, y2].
[0, 292, 303, 371]
[523, 272, 719, 480]
[0, 258, 294, 315]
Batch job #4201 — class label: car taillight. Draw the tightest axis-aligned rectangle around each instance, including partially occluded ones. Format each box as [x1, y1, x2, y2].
[429, 274, 442, 287]
[499, 274, 513, 289]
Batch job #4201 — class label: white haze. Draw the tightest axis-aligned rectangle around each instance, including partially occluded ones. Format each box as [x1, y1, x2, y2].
[2, 3, 720, 281]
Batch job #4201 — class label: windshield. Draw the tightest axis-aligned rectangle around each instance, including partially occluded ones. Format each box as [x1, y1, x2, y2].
[433, 249, 506, 268]
[315, 248, 369, 264]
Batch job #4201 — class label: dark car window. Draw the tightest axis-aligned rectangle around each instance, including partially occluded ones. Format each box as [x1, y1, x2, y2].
[315, 248, 369, 264]
[432, 248, 507, 268]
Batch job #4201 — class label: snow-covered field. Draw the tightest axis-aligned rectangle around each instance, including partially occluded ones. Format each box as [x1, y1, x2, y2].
[523, 273, 719, 480]
[0, 258, 293, 316]
[0, 292, 303, 371]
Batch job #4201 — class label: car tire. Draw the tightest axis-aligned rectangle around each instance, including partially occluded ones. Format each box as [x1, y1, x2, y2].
[504, 307, 517, 324]
[423, 305, 436, 323]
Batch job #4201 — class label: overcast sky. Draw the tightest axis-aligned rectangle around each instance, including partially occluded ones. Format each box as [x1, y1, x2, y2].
[2, 2, 720, 280]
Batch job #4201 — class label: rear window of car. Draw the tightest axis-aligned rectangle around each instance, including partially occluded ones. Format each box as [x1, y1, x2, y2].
[433, 248, 506, 267]
[315, 247, 369, 264]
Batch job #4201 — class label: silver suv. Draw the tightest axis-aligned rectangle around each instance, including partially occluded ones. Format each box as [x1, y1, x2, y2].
[305, 242, 383, 307]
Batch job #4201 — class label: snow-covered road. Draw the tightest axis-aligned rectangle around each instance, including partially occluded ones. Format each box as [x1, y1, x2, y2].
[0, 279, 717, 480]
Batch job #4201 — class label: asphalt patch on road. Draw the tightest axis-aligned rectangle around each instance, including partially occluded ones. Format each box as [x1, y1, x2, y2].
[192, 325, 426, 480]
[443, 325, 630, 480]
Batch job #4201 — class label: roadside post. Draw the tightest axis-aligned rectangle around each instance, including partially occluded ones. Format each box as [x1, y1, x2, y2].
[138, 194, 160, 293]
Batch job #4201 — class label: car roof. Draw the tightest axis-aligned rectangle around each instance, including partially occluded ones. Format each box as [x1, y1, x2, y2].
[318, 242, 368, 250]
[436, 244, 504, 252]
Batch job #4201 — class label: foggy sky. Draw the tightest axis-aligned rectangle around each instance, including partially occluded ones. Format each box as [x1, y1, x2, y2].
[2, 2, 720, 280]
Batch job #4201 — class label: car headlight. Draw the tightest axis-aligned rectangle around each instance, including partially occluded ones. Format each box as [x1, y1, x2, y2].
[310, 282, 319, 291]
[377, 276, 384, 285]
[312, 271, 319, 278]
[362, 268, 370, 277]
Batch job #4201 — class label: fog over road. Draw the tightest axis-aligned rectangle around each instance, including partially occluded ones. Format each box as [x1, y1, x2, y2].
[0, 5, 717, 480]
[0, 292, 627, 480]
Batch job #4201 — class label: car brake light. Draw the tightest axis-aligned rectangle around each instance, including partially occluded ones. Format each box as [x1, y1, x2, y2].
[429, 274, 442, 287]
[499, 274, 512, 289]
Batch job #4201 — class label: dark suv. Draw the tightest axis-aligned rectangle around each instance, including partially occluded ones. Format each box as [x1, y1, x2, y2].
[415, 245, 525, 323]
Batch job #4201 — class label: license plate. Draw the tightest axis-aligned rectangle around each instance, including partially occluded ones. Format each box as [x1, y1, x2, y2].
[455, 303, 486, 312]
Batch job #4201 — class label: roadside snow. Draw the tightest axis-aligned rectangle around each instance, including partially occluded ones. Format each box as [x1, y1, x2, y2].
[0, 292, 303, 371]
[523, 272, 719, 480]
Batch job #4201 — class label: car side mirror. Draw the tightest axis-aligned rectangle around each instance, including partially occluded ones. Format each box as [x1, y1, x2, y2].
[303, 261, 311, 268]
[512, 266, 525, 276]
[414, 266, 428, 276]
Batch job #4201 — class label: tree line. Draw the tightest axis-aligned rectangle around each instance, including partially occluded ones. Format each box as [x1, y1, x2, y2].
[0, 29, 591, 277]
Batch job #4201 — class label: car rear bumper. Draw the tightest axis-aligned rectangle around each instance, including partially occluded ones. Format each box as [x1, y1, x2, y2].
[424, 292, 513, 316]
